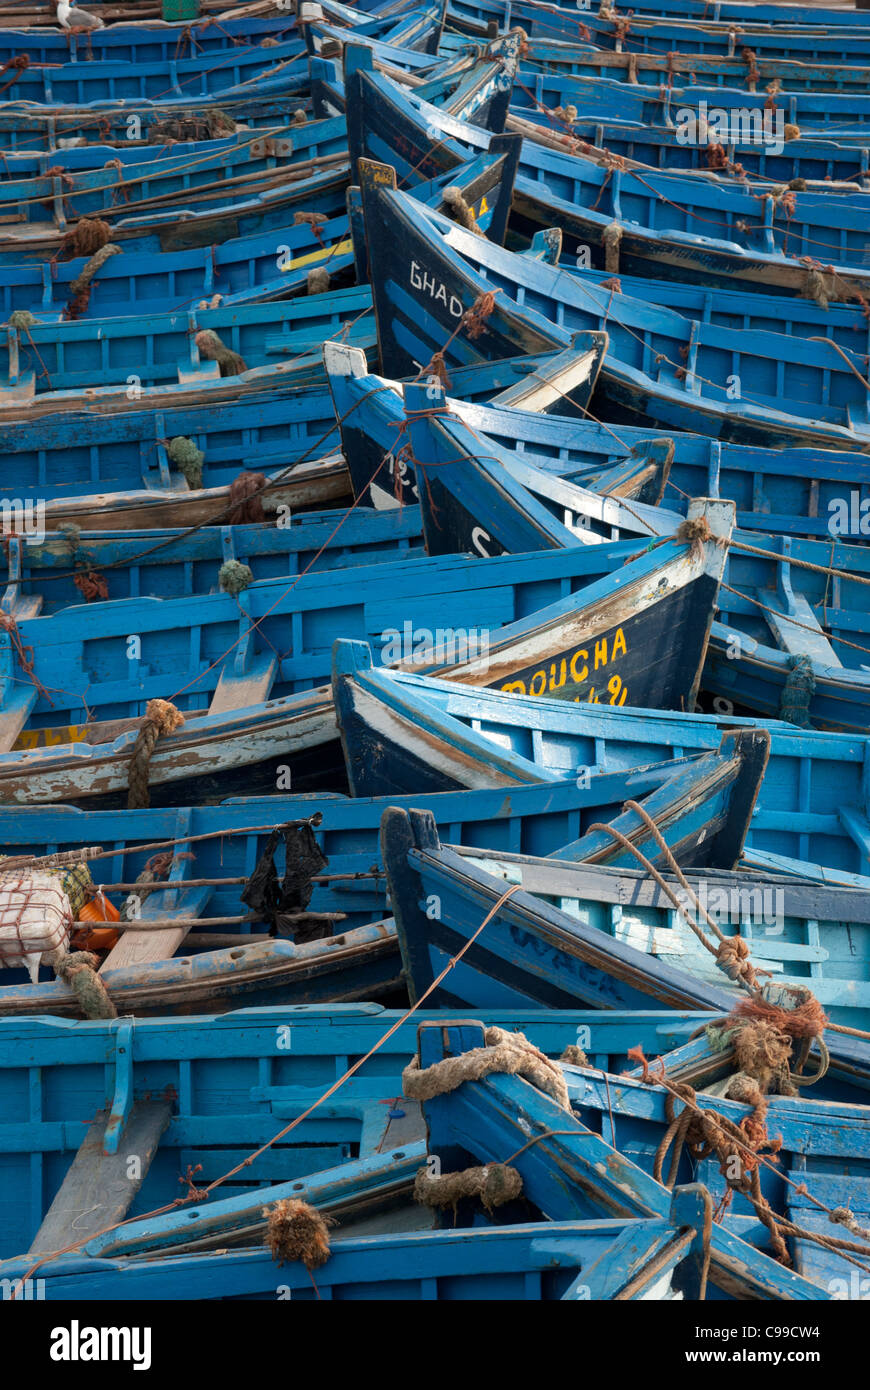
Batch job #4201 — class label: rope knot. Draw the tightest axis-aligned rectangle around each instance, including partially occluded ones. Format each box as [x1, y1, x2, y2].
[462, 290, 497, 340]
[442, 185, 484, 237]
[195, 329, 247, 378]
[715, 934, 765, 988]
[218, 560, 253, 595]
[46, 947, 117, 1019]
[72, 570, 108, 602]
[167, 436, 204, 489]
[675, 515, 726, 562]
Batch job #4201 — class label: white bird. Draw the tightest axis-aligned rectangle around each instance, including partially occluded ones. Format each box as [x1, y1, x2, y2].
[55, 0, 106, 32]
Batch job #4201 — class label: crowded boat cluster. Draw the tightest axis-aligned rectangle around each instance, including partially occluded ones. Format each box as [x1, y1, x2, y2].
[0, 0, 867, 1304]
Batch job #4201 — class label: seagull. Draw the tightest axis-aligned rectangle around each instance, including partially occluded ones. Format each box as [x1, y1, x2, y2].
[55, 0, 106, 32]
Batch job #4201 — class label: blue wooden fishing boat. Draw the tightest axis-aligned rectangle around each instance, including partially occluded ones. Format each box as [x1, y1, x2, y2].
[566, 261, 870, 359]
[0, 510, 429, 614]
[0, 115, 350, 238]
[509, 109, 870, 187]
[483, 0, 870, 30]
[331, 642, 870, 876]
[446, 0, 870, 61]
[0, 6, 495, 156]
[0, 284, 377, 416]
[513, 44, 870, 97]
[0, 214, 358, 321]
[0, 8, 356, 62]
[325, 346, 870, 543]
[0, 1002, 714, 1257]
[356, 157, 870, 450]
[324, 341, 666, 517]
[0, 380, 348, 525]
[543, 1064, 870, 1293]
[0, 130, 528, 405]
[2, 125, 316, 183]
[0, 159, 352, 269]
[350, 68, 870, 305]
[0, 1212, 737, 1300]
[411, 1020, 855, 1294]
[383, 819, 870, 1086]
[383, 372, 870, 734]
[0, 499, 731, 782]
[385, 816, 870, 1030]
[511, 66, 870, 136]
[1, 35, 307, 106]
[0, 348, 579, 527]
[0, 64, 318, 155]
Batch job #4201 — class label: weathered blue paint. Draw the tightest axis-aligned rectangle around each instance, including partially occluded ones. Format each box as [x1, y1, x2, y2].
[395, 818, 870, 1030]
[445, 0, 870, 63]
[0, 503, 731, 785]
[0, 1003, 712, 1256]
[417, 1022, 832, 1297]
[0, 1214, 718, 1300]
[332, 642, 870, 875]
[356, 154, 870, 449]
[328, 351, 870, 543]
[349, 65, 870, 305]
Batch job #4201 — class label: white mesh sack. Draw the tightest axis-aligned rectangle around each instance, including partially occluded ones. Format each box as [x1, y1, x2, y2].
[0, 871, 72, 982]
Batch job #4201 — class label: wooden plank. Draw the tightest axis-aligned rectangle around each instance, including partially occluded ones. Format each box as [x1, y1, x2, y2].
[29, 1099, 172, 1254]
[209, 651, 278, 716]
[0, 682, 38, 754]
[100, 884, 212, 971]
[455, 850, 870, 924]
[101, 809, 212, 970]
[765, 591, 843, 666]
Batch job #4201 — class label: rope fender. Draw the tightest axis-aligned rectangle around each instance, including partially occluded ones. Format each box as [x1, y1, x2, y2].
[265, 1198, 334, 1269]
[413, 1163, 522, 1217]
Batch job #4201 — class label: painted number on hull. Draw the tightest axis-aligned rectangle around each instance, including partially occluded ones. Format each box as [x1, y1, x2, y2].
[410, 261, 463, 317]
[386, 452, 419, 500]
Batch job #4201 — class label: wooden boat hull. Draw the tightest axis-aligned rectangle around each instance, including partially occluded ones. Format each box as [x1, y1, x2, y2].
[387, 840, 870, 1077]
[0, 285, 376, 418]
[0, 1003, 713, 1256]
[0, 1217, 718, 1300]
[0, 927, 403, 1020]
[392, 827, 870, 1030]
[332, 644, 870, 875]
[0, 506, 730, 778]
[356, 157, 870, 450]
[446, 0, 870, 63]
[417, 1021, 832, 1298]
[4, 508, 426, 614]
